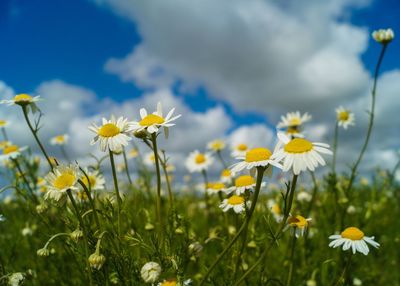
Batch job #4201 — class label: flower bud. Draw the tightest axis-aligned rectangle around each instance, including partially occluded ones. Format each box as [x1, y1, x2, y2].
[372, 28, 394, 44]
[70, 229, 84, 242]
[88, 252, 106, 270]
[37, 248, 50, 257]
[140, 261, 162, 283]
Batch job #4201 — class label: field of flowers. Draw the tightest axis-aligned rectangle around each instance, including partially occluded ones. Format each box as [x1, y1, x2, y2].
[0, 29, 397, 286]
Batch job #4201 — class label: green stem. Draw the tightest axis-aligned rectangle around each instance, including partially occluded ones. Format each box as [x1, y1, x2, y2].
[200, 166, 265, 285]
[122, 147, 133, 186]
[12, 158, 38, 204]
[109, 150, 122, 237]
[43, 233, 70, 249]
[160, 151, 174, 211]
[201, 170, 211, 212]
[78, 177, 101, 231]
[286, 233, 297, 286]
[332, 122, 339, 175]
[334, 253, 353, 286]
[1, 128, 8, 141]
[151, 133, 163, 238]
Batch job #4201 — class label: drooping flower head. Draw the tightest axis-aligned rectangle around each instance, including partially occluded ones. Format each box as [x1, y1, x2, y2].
[185, 150, 214, 173]
[141, 261, 162, 283]
[89, 116, 133, 152]
[219, 195, 246, 214]
[0, 93, 41, 113]
[50, 134, 69, 146]
[207, 139, 226, 152]
[44, 164, 80, 201]
[335, 106, 355, 129]
[329, 227, 380, 255]
[272, 132, 332, 175]
[231, 147, 282, 175]
[372, 28, 394, 44]
[131, 102, 181, 136]
[80, 169, 105, 191]
[285, 215, 312, 237]
[277, 111, 312, 138]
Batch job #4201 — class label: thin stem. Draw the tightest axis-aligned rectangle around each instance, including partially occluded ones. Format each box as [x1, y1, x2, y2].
[200, 166, 265, 285]
[201, 170, 211, 212]
[234, 174, 298, 286]
[21, 106, 53, 169]
[60, 145, 70, 162]
[151, 133, 163, 236]
[306, 172, 318, 216]
[122, 147, 133, 186]
[334, 253, 353, 286]
[345, 44, 387, 195]
[332, 122, 339, 175]
[1, 128, 8, 141]
[160, 151, 174, 211]
[286, 233, 297, 286]
[217, 150, 228, 169]
[12, 158, 38, 204]
[78, 178, 101, 231]
[109, 150, 122, 237]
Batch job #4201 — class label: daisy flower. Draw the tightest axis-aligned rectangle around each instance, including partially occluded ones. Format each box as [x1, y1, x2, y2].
[50, 134, 69, 145]
[207, 139, 226, 152]
[0, 144, 28, 161]
[272, 132, 332, 175]
[131, 102, 181, 135]
[267, 199, 283, 222]
[185, 150, 214, 173]
[206, 182, 228, 195]
[144, 152, 156, 167]
[80, 169, 105, 191]
[44, 164, 80, 201]
[335, 106, 355, 129]
[220, 169, 233, 183]
[220, 195, 246, 214]
[372, 28, 394, 44]
[231, 147, 282, 175]
[0, 93, 41, 113]
[89, 116, 133, 152]
[231, 143, 249, 158]
[277, 111, 311, 138]
[229, 175, 259, 195]
[329, 227, 380, 255]
[284, 215, 312, 237]
[0, 120, 9, 128]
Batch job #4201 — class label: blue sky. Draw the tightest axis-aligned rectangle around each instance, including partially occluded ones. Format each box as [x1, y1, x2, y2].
[1, 0, 398, 128]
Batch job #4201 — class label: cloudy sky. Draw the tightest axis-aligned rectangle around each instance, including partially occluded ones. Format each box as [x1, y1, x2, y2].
[0, 0, 399, 179]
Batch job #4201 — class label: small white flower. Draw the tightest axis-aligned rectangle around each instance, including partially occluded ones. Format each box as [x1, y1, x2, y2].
[80, 169, 105, 191]
[277, 111, 311, 137]
[0, 144, 28, 161]
[206, 182, 229, 195]
[140, 261, 162, 283]
[8, 272, 25, 286]
[335, 106, 355, 129]
[89, 115, 133, 152]
[143, 152, 156, 167]
[329, 227, 379, 255]
[267, 199, 283, 223]
[231, 147, 282, 175]
[228, 175, 260, 195]
[220, 169, 232, 183]
[207, 139, 226, 152]
[185, 150, 214, 173]
[231, 143, 249, 158]
[372, 28, 394, 44]
[44, 164, 80, 201]
[0, 94, 41, 113]
[50, 134, 69, 145]
[219, 195, 246, 214]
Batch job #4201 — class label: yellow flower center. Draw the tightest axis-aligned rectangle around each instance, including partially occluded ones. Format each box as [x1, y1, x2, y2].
[98, 123, 120, 137]
[228, 195, 245, 205]
[237, 143, 248, 151]
[195, 153, 206, 164]
[55, 135, 65, 143]
[288, 215, 308, 228]
[160, 281, 177, 286]
[139, 114, 165, 126]
[210, 141, 225, 150]
[289, 117, 301, 126]
[208, 182, 225, 190]
[129, 149, 138, 157]
[272, 204, 281, 214]
[338, 111, 349, 121]
[53, 173, 76, 190]
[341, 227, 364, 240]
[245, 148, 272, 162]
[235, 175, 255, 187]
[14, 94, 33, 102]
[0, 120, 7, 127]
[221, 169, 231, 177]
[3, 145, 18, 154]
[81, 175, 96, 188]
[284, 138, 313, 153]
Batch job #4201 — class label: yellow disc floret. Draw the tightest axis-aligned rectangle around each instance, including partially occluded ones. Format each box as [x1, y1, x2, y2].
[3, 145, 18, 155]
[195, 153, 206, 164]
[284, 138, 313, 153]
[245, 148, 272, 162]
[221, 169, 231, 177]
[338, 111, 349, 121]
[341, 227, 364, 240]
[53, 173, 76, 190]
[139, 114, 165, 126]
[98, 123, 120, 137]
[235, 175, 255, 187]
[55, 135, 66, 143]
[228, 195, 245, 205]
[237, 143, 248, 151]
[14, 94, 33, 102]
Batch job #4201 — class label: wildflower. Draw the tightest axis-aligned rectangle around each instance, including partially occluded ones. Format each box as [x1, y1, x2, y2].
[267, 199, 283, 222]
[372, 28, 394, 44]
[206, 182, 228, 195]
[8, 272, 25, 286]
[80, 169, 105, 191]
[297, 191, 312, 203]
[207, 139, 226, 152]
[219, 195, 246, 214]
[140, 261, 162, 283]
[89, 116, 133, 152]
[88, 252, 106, 270]
[50, 134, 69, 145]
[329, 227, 379, 255]
[131, 102, 181, 135]
[277, 111, 311, 137]
[185, 150, 214, 173]
[220, 169, 232, 183]
[144, 152, 156, 167]
[231, 143, 249, 158]
[285, 215, 312, 237]
[128, 148, 139, 158]
[272, 132, 332, 175]
[37, 248, 50, 257]
[231, 147, 282, 176]
[70, 228, 84, 242]
[44, 164, 80, 201]
[1, 93, 41, 113]
[335, 106, 355, 129]
[228, 175, 261, 195]
[0, 144, 28, 161]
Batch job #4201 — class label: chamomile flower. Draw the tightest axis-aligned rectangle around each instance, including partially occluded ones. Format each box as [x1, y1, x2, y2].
[80, 169, 105, 191]
[0, 120, 9, 128]
[230, 147, 282, 175]
[277, 111, 312, 137]
[207, 139, 226, 152]
[329, 227, 380, 255]
[219, 195, 246, 214]
[267, 199, 283, 222]
[144, 152, 156, 167]
[44, 164, 80, 201]
[0, 144, 28, 161]
[229, 175, 262, 195]
[231, 143, 249, 158]
[220, 169, 233, 183]
[284, 215, 312, 237]
[50, 134, 69, 145]
[372, 28, 394, 44]
[206, 182, 228, 195]
[141, 261, 162, 283]
[0, 93, 41, 113]
[335, 106, 355, 129]
[185, 150, 214, 173]
[89, 116, 133, 152]
[131, 102, 181, 135]
[272, 132, 332, 175]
